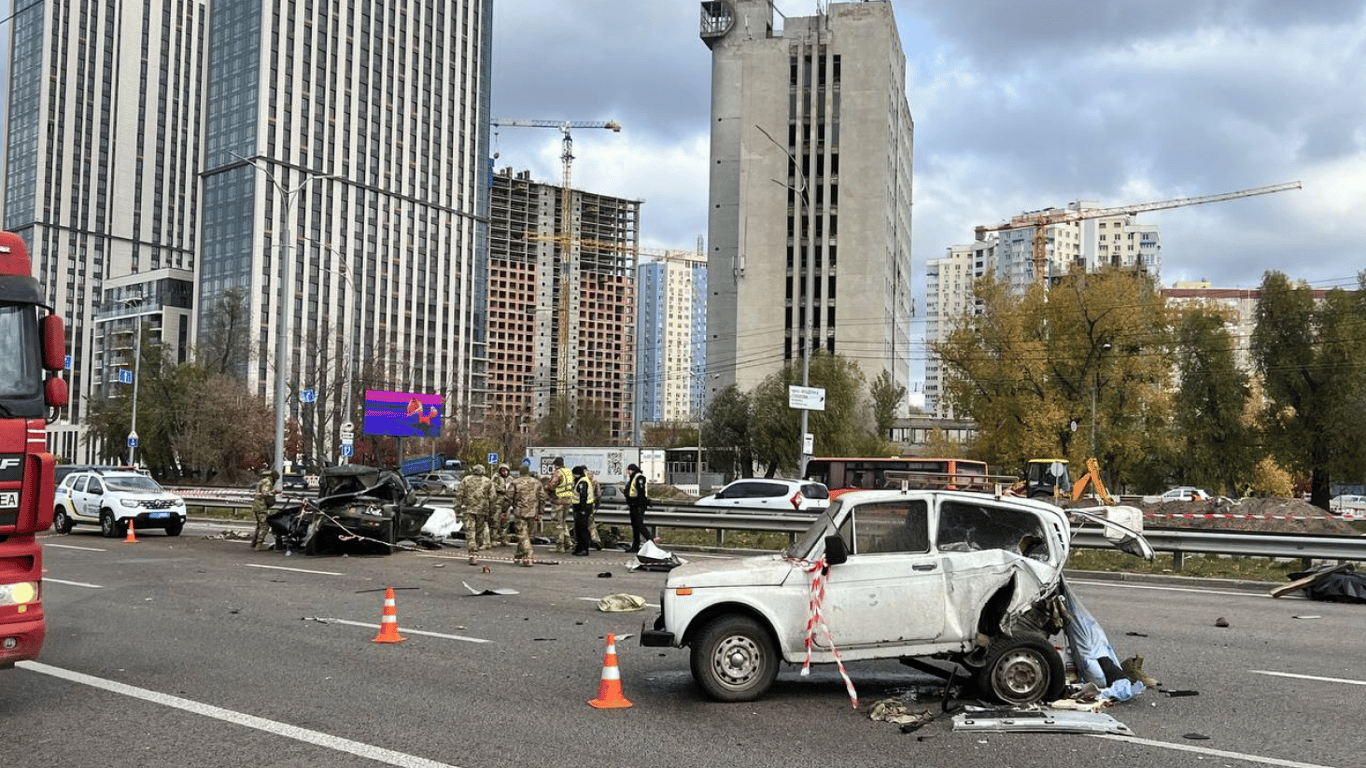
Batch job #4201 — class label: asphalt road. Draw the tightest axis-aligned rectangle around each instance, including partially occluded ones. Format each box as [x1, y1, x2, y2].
[4, 519, 1361, 768]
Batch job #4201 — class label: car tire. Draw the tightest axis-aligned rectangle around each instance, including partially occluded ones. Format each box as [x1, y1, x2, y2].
[99, 509, 119, 538]
[165, 518, 184, 536]
[689, 615, 779, 702]
[52, 507, 73, 534]
[974, 633, 1064, 705]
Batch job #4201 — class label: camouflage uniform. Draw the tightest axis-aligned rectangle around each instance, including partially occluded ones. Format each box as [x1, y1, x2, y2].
[250, 469, 279, 551]
[585, 469, 603, 549]
[549, 460, 576, 553]
[508, 469, 549, 564]
[489, 463, 515, 546]
[457, 465, 493, 558]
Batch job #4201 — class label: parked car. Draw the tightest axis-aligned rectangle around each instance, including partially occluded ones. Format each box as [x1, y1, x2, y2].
[52, 468, 186, 537]
[1141, 486, 1210, 504]
[693, 478, 830, 512]
[642, 489, 1153, 704]
[412, 471, 461, 493]
[1329, 494, 1366, 516]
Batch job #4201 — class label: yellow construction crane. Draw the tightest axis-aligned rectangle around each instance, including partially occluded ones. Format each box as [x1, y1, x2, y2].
[975, 181, 1302, 284]
[492, 119, 622, 406]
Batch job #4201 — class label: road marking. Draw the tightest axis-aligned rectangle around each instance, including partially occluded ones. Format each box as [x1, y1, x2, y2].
[45, 543, 106, 552]
[16, 661, 465, 768]
[1098, 734, 1338, 768]
[44, 578, 103, 589]
[1251, 669, 1366, 687]
[1069, 579, 1285, 599]
[245, 563, 345, 576]
[307, 618, 489, 644]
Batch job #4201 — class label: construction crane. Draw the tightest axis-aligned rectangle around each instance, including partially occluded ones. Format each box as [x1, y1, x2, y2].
[975, 181, 1302, 284]
[491, 119, 623, 407]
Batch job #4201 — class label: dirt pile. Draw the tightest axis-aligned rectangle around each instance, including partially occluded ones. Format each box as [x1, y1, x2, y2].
[1143, 497, 1358, 534]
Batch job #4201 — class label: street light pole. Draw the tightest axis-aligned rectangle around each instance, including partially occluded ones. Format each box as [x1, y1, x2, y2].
[235, 153, 341, 488]
[1090, 341, 1112, 456]
[323, 243, 357, 464]
[757, 125, 815, 478]
[126, 297, 143, 465]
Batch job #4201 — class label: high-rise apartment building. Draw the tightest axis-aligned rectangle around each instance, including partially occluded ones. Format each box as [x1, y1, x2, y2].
[485, 168, 639, 443]
[3, 0, 494, 461]
[924, 205, 1163, 416]
[700, 0, 914, 401]
[637, 251, 708, 429]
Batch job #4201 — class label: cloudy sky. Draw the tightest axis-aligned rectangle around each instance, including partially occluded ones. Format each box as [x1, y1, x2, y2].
[490, 0, 1365, 378]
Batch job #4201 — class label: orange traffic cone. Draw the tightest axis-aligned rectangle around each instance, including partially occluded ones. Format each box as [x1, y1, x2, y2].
[371, 587, 406, 644]
[588, 633, 633, 708]
[123, 518, 138, 544]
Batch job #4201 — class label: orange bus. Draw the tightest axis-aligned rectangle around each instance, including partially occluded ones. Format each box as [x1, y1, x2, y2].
[804, 457, 991, 498]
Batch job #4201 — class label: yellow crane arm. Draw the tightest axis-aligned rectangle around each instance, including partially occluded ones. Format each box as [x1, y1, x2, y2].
[1070, 457, 1115, 505]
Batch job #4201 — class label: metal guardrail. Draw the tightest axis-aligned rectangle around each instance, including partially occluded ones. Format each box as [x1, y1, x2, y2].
[170, 490, 1366, 563]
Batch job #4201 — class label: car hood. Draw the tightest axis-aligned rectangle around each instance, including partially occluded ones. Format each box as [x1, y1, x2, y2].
[665, 553, 797, 589]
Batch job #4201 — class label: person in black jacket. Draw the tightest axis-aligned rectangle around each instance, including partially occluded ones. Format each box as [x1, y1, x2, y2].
[571, 465, 596, 556]
[623, 463, 655, 553]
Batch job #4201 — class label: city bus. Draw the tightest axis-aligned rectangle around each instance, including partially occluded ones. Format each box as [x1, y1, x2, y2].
[804, 456, 992, 498]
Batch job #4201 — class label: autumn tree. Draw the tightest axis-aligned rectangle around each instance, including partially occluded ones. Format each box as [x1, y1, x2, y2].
[869, 369, 906, 437]
[748, 351, 883, 477]
[933, 267, 1177, 486]
[1251, 272, 1366, 509]
[1171, 306, 1257, 495]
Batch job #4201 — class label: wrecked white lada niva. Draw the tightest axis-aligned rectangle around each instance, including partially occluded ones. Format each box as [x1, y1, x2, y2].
[641, 489, 1151, 704]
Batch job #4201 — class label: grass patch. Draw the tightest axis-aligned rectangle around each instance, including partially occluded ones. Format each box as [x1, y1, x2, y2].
[654, 527, 794, 551]
[1066, 549, 1304, 582]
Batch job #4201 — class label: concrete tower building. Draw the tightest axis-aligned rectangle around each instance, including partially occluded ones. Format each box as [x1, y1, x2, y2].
[3, 0, 494, 461]
[700, 0, 914, 401]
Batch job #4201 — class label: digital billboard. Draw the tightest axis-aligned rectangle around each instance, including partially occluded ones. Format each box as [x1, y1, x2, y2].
[363, 390, 444, 437]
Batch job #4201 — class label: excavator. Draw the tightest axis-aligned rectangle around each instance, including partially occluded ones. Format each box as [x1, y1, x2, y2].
[1022, 457, 1115, 505]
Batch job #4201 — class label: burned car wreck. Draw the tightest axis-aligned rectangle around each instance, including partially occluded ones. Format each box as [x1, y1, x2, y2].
[641, 489, 1152, 705]
[266, 464, 438, 555]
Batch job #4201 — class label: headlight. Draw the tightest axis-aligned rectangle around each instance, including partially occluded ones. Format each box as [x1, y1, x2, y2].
[171, 498, 184, 507]
[0, 582, 39, 606]
[120, 498, 141, 508]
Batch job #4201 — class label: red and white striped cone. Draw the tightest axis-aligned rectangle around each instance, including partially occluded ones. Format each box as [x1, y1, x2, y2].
[588, 633, 633, 708]
[371, 587, 406, 644]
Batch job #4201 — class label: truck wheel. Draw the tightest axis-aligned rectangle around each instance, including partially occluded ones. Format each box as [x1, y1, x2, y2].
[165, 519, 184, 536]
[974, 634, 1064, 705]
[52, 508, 73, 534]
[689, 615, 779, 702]
[100, 509, 118, 538]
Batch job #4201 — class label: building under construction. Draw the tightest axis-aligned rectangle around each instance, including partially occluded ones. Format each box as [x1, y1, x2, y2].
[486, 168, 640, 442]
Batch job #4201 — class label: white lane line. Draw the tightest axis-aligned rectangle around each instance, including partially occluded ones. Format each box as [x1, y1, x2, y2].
[43, 578, 103, 589]
[308, 618, 489, 644]
[1068, 579, 1284, 599]
[1251, 669, 1366, 687]
[17, 661, 464, 768]
[1096, 734, 1338, 768]
[245, 563, 344, 576]
[44, 543, 106, 551]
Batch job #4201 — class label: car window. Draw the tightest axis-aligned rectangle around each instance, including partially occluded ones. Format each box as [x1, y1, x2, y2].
[851, 500, 929, 554]
[87, 477, 103, 494]
[106, 476, 164, 493]
[71, 475, 87, 493]
[800, 483, 829, 500]
[936, 500, 1048, 559]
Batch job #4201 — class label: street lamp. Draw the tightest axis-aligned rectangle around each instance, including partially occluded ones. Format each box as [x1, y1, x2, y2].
[757, 125, 816, 478]
[234, 153, 343, 487]
[124, 296, 144, 465]
[1090, 341, 1112, 456]
[321, 243, 357, 462]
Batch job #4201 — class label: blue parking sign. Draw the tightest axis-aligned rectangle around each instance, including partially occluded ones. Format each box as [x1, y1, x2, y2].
[487, 452, 498, 465]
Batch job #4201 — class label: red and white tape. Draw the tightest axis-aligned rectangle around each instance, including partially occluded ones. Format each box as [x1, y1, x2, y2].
[792, 554, 859, 709]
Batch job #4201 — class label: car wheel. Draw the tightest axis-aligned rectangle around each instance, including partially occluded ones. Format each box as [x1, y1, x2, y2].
[52, 507, 73, 534]
[689, 615, 779, 702]
[99, 509, 118, 538]
[974, 633, 1064, 705]
[165, 518, 184, 536]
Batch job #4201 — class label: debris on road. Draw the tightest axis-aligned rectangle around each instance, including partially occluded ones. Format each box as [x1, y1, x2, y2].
[1272, 563, 1365, 603]
[595, 594, 647, 612]
[951, 705, 1133, 735]
[463, 581, 518, 596]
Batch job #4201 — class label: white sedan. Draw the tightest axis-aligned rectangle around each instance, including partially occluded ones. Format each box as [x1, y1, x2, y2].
[1329, 494, 1366, 517]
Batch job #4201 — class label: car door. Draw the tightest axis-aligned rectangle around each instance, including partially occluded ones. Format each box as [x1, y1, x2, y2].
[79, 476, 103, 519]
[817, 499, 947, 647]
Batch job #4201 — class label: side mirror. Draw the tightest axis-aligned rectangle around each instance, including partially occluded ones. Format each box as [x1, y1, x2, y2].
[45, 377, 69, 409]
[824, 535, 848, 566]
[41, 314, 66, 371]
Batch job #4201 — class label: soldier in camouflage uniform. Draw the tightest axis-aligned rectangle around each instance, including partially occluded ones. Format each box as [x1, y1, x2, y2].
[489, 463, 515, 546]
[457, 464, 492, 563]
[250, 467, 279, 551]
[508, 466, 549, 565]
[585, 468, 604, 550]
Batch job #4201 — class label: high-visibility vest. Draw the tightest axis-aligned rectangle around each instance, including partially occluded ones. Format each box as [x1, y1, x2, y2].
[625, 473, 647, 500]
[553, 466, 575, 500]
[575, 475, 597, 505]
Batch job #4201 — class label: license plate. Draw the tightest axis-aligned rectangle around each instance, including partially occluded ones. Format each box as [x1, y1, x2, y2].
[0, 491, 17, 508]
[149, 512, 169, 519]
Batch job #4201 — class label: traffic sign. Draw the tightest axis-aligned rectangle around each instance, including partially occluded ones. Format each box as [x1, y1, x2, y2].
[340, 444, 354, 458]
[487, 452, 499, 465]
[118, 369, 133, 385]
[300, 388, 316, 403]
[127, 432, 139, 448]
[788, 385, 826, 411]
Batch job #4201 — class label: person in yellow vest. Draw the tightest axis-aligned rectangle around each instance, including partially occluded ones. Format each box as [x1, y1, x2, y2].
[549, 457, 576, 554]
[571, 465, 596, 556]
[623, 462, 656, 553]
